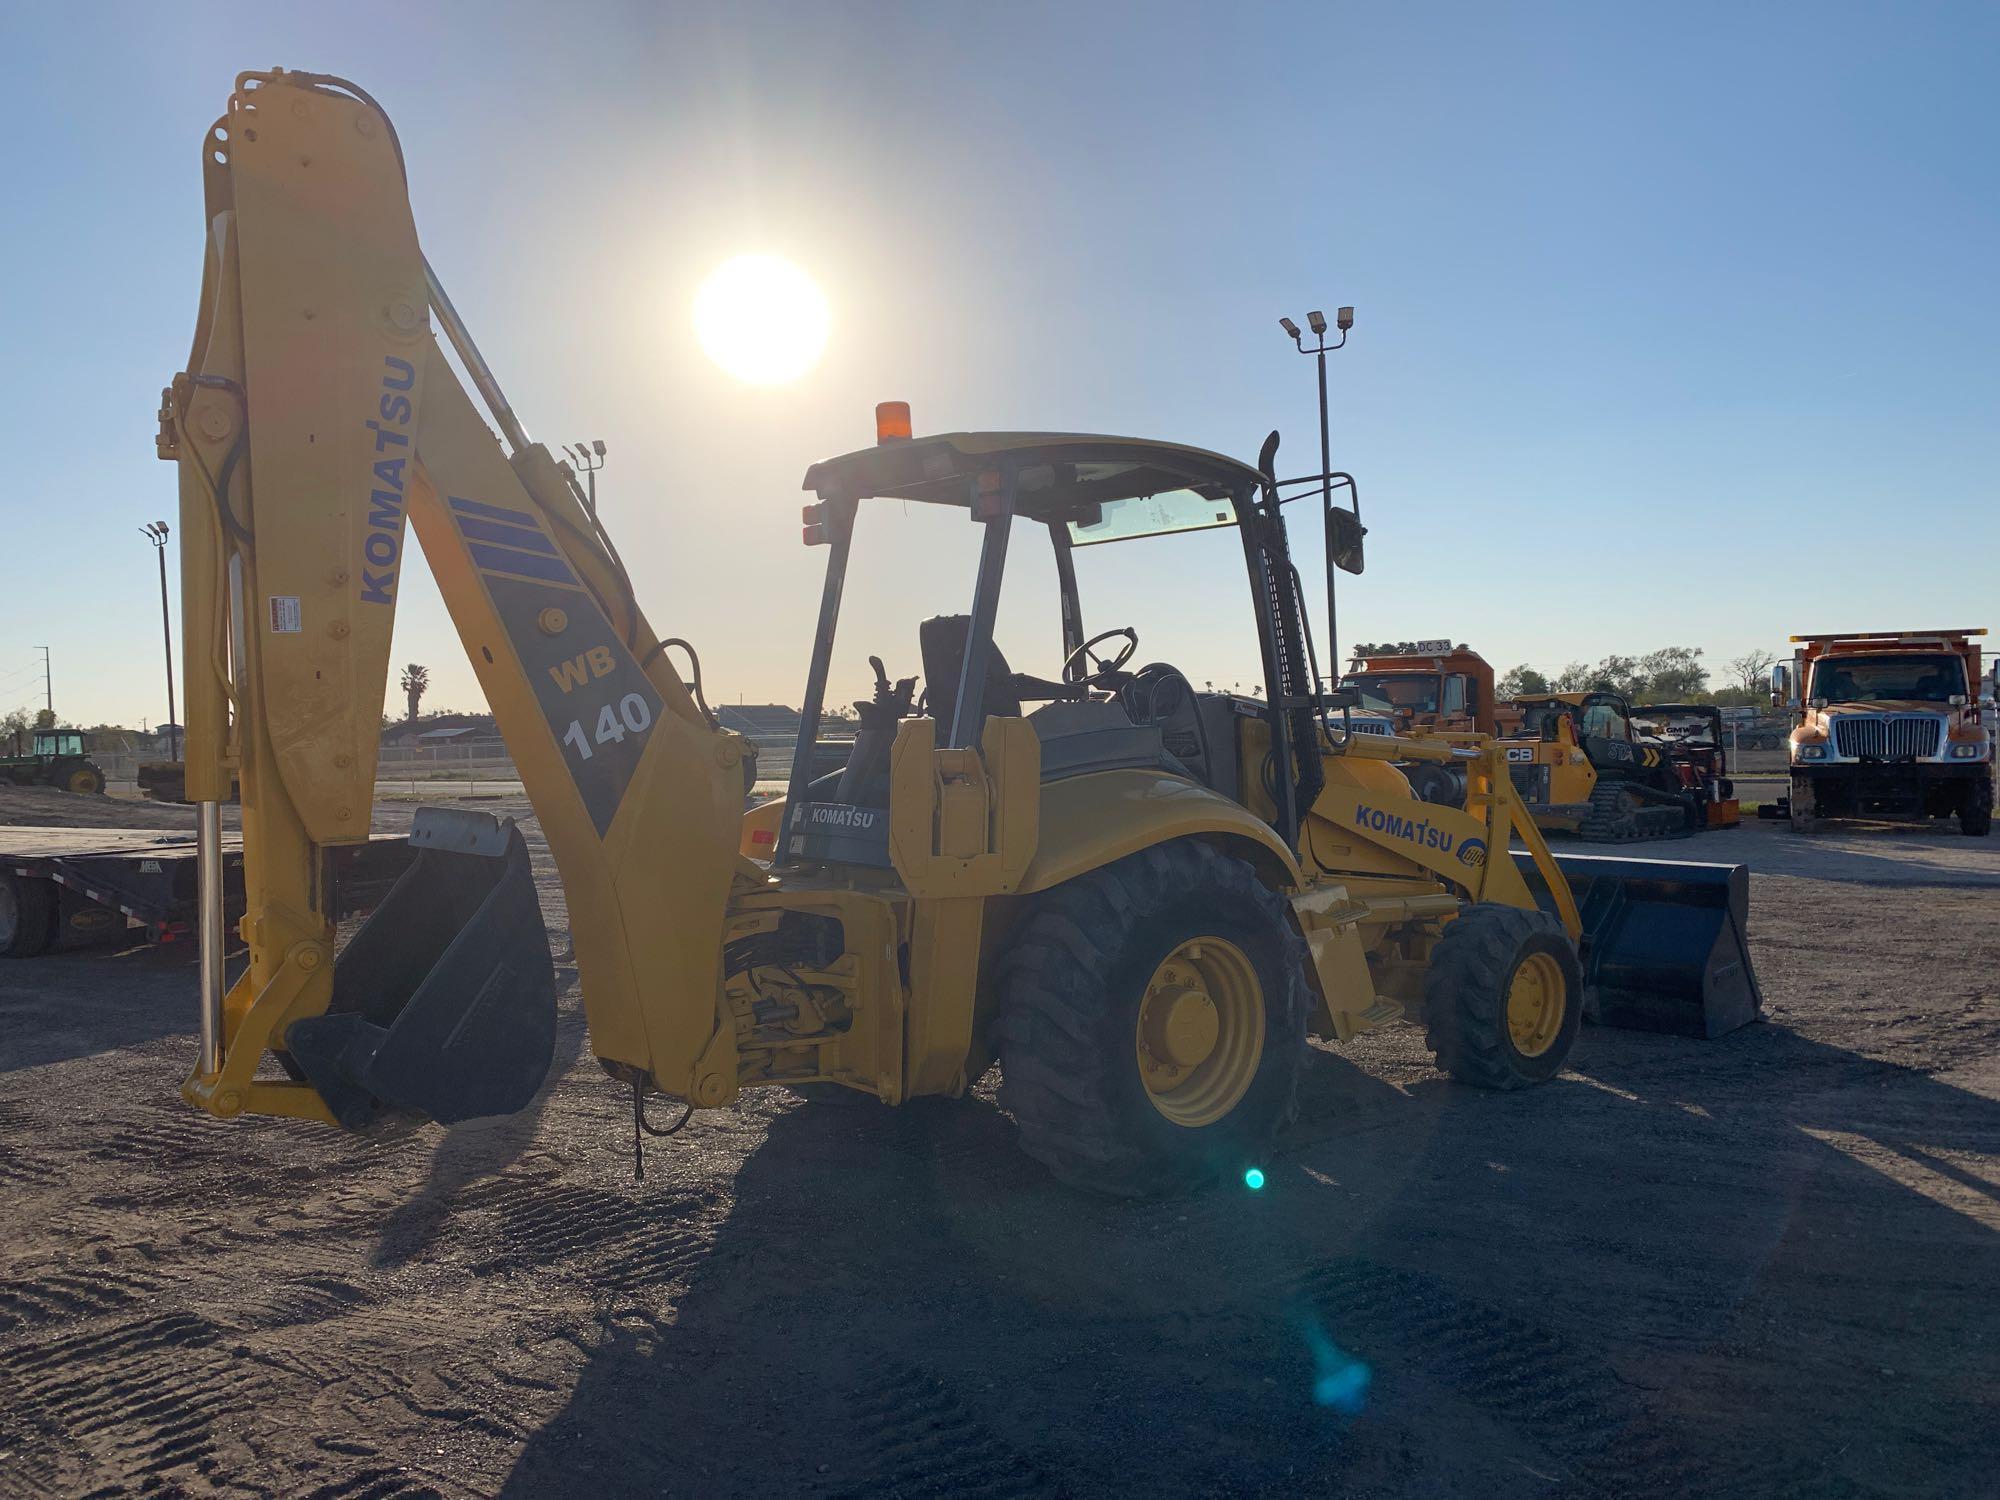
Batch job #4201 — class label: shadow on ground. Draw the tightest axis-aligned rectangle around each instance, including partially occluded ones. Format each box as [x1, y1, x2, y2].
[492, 1021, 2000, 1498]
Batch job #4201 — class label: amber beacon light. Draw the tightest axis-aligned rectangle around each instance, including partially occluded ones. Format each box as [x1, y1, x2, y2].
[875, 401, 912, 444]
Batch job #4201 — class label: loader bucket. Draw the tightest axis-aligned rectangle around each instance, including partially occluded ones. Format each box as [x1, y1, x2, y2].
[1509, 849, 1761, 1039]
[286, 808, 556, 1134]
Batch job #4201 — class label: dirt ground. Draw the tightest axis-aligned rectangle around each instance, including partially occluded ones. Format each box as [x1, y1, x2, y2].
[2, 790, 1996, 1497]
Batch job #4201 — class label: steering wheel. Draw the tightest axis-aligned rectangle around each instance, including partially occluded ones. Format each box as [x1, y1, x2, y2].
[1062, 627, 1139, 685]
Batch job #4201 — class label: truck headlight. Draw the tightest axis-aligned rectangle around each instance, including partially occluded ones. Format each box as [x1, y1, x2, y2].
[1949, 741, 1987, 759]
[1797, 743, 1827, 760]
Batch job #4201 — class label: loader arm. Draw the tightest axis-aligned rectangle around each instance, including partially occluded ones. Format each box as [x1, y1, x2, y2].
[162, 70, 747, 1129]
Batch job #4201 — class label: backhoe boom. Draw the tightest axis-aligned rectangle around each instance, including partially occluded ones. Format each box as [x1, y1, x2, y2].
[163, 69, 747, 1128]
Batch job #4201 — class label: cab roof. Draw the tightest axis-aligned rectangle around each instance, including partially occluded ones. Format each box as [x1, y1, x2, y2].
[800, 431, 1264, 523]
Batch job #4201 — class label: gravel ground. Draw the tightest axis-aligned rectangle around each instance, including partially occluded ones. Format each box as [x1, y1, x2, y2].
[1, 794, 1996, 1498]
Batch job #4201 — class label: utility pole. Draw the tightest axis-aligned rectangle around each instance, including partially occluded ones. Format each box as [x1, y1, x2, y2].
[142, 523, 179, 759]
[35, 645, 51, 716]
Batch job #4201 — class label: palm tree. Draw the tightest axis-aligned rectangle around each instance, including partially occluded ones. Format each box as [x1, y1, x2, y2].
[400, 663, 429, 726]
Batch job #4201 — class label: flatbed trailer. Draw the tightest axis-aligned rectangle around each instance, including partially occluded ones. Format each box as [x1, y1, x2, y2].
[1, 826, 414, 958]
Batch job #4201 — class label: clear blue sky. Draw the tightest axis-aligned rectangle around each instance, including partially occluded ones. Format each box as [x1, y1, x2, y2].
[2, 2, 1994, 726]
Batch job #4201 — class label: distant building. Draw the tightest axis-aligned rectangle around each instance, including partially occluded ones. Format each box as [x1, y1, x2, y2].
[717, 704, 802, 739]
[390, 711, 498, 746]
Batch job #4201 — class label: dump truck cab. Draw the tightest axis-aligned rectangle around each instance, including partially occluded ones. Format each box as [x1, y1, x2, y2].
[1771, 629, 1993, 835]
[1345, 642, 1495, 736]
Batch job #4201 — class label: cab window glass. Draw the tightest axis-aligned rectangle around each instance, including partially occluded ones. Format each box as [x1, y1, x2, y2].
[1582, 701, 1627, 738]
[1441, 676, 1467, 715]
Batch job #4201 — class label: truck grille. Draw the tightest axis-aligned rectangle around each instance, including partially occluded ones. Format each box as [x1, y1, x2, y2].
[1831, 716, 1941, 759]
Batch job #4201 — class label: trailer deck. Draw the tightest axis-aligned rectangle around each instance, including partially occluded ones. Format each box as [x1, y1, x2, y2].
[0, 825, 414, 957]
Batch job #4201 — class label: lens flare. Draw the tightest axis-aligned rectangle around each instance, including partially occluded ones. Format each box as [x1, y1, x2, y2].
[1244, 1167, 1266, 1190]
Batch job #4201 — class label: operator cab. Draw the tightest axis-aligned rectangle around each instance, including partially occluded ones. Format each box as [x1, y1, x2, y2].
[779, 426, 1331, 869]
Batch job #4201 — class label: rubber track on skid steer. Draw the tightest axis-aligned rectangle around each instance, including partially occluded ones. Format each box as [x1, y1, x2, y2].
[1577, 781, 1690, 844]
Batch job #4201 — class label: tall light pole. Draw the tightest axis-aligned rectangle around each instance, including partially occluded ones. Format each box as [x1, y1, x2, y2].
[562, 439, 607, 518]
[35, 645, 51, 718]
[141, 523, 179, 760]
[1278, 306, 1355, 682]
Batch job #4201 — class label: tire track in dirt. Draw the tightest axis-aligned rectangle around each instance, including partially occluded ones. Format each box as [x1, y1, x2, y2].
[1294, 1257, 1640, 1467]
[0, 1266, 160, 1335]
[0, 1310, 265, 1492]
[834, 1361, 1048, 1500]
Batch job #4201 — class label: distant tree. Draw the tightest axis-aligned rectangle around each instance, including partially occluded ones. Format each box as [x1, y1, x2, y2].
[1552, 661, 1595, 693]
[1725, 649, 1779, 695]
[1497, 664, 1550, 699]
[1635, 646, 1708, 703]
[400, 663, 430, 726]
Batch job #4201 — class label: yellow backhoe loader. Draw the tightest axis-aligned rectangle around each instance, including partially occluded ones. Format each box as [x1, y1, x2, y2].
[160, 70, 1759, 1195]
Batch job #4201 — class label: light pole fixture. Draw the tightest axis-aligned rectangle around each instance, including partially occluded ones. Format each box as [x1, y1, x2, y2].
[141, 522, 179, 760]
[562, 439, 608, 517]
[1278, 305, 1359, 685]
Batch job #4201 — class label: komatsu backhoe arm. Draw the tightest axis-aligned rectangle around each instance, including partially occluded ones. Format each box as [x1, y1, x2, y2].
[160, 69, 749, 1130]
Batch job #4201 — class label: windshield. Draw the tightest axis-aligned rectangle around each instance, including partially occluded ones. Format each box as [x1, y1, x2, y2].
[1346, 673, 1439, 715]
[1067, 487, 1236, 546]
[1809, 653, 1966, 704]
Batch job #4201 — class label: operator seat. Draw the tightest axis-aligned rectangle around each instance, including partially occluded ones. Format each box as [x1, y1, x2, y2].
[919, 615, 1022, 735]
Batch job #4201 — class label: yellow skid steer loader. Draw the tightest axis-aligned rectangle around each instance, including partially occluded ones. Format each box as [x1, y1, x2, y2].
[162, 70, 1758, 1194]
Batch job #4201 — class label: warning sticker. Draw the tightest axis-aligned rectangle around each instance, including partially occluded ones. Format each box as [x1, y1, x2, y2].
[268, 596, 302, 634]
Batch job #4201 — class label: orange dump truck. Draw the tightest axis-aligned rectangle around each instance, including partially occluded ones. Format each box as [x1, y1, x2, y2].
[1768, 629, 1993, 835]
[1344, 641, 1496, 735]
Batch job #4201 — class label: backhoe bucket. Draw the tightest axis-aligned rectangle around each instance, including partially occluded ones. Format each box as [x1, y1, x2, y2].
[286, 809, 556, 1134]
[1510, 849, 1761, 1039]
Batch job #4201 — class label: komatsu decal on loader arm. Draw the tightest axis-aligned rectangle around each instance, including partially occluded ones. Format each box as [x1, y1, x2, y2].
[162, 71, 1759, 1195]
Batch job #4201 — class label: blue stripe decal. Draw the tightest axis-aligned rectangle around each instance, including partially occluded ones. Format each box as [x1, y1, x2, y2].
[457, 515, 560, 556]
[469, 542, 581, 586]
[450, 494, 539, 527]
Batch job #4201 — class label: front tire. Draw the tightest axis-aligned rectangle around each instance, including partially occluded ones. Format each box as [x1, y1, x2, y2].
[1962, 780, 1993, 837]
[1788, 775, 1820, 834]
[1424, 904, 1583, 1089]
[994, 840, 1308, 1197]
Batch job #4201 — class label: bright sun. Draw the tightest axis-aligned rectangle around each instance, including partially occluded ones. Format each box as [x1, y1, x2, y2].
[692, 254, 830, 385]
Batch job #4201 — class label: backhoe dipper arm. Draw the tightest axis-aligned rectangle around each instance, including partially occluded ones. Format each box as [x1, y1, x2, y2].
[161, 70, 747, 1129]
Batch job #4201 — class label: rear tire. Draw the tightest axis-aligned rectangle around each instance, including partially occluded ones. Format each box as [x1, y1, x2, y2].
[60, 761, 106, 796]
[995, 839, 1308, 1197]
[0, 874, 56, 958]
[1424, 904, 1582, 1089]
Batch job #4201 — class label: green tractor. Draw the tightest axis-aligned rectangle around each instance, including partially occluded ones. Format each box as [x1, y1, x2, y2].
[2, 728, 108, 796]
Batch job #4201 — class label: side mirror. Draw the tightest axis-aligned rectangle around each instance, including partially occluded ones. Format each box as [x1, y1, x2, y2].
[1949, 693, 1968, 707]
[1808, 696, 1828, 710]
[1769, 663, 1789, 705]
[1329, 507, 1366, 575]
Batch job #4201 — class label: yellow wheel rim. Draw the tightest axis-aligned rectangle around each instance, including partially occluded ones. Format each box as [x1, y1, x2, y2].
[67, 769, 97, 794]
[1506, 951, 1567, 1059]
[1135, 937, 1264, 1127]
